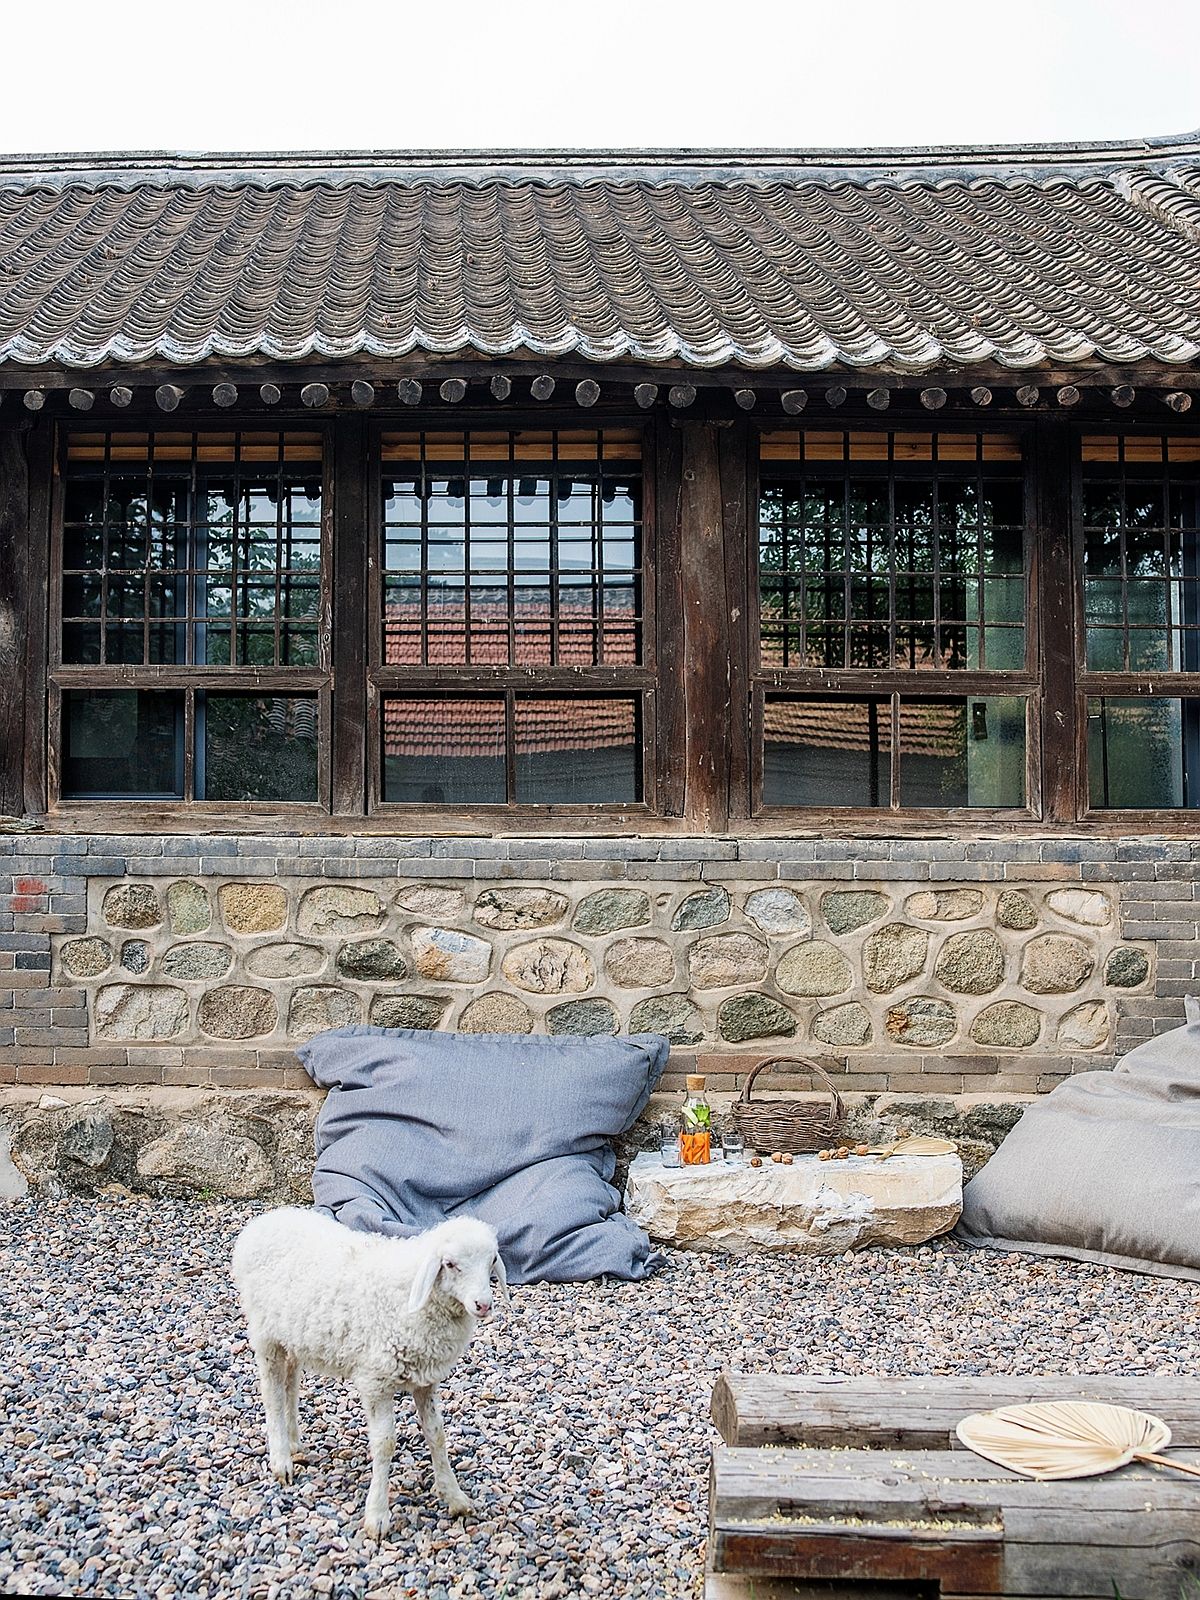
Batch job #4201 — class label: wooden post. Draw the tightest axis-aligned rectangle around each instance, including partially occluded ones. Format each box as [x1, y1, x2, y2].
[676, 420, 736, 831]
[1035, 418, 1079, 824]
[330, 416, 369, 815]
[0, 426, 30, 815]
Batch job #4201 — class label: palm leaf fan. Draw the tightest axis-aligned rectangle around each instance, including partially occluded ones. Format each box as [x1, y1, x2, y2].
[957, 1400, 1200, 1482]
[867, 1135, 958, 1159]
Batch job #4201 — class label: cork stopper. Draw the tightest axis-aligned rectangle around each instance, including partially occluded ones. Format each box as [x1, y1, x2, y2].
[686, 1074, 707, 1092]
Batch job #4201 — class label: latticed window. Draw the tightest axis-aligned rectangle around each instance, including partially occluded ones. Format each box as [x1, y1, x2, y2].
[1081, 432, 1200, 809]
[54, 430, 327, 804]
[755, 429, 1031, 812]
[374, 428, 650, 807]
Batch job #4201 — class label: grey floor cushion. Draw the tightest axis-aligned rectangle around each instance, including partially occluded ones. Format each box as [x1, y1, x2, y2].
[957, 999, 1200, 1281]
[297, 1026, 669, 1284]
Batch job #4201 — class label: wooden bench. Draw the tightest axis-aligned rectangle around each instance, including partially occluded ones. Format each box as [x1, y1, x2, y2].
[707, 1375, 1200, 1599]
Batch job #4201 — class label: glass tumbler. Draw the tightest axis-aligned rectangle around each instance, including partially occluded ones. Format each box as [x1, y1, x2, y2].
[720, 1130, 746, 1166]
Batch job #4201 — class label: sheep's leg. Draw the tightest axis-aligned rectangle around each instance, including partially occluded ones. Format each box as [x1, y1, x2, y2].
[283, 1353, 302, 1456]
[412, 1385, 472, 1517]
[357, 1384, 396, 1542]
[254, 1341, 293, 1485]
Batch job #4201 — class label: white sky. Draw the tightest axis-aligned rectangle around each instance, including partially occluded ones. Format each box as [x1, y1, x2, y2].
[3, 0, 1198, 157]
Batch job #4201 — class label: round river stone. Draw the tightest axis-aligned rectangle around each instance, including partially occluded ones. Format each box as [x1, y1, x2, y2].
[336, 939, 408, 981]
[969, 1000, 1042, 1048]
[411, 927, 491, 983]
[904, 889, 983, 921]
[670, 886, 730, 932]
[1046, 888, 1112, 928]
[573, 889, 651, 935]
[197, 985, 278, 1040]
[246, 943, 325, 980]
[687, 932, 768, 989]
[94, 983, 188, 1041]
[605, 937, 674, 989]
[369, 994, 447, 1030]
[934, 930, 1005, 995]
[1020, 934, 1094, 994]
[167, 881, 211, 936]
[1057, 1000, 1111, 1049]
[627, 994, 704, 1046]
[297, 886, 384, 937]
[1105, 947, 1150, 988]
[287, 986, 364, 1039]
[102, 884, 161, 930]
[501, 938, 594, 994]
[545, 998, 618, 1036]
[160, 942, 233, 981]
[474, 888, 569, 931]
[219, 882, 288, 936]
[997, 890, 1038, 931]
[812, 1001, 872, 1048]
[717, 992, 797, 1043]
[743, 888, 810, 937]
[60, 937, 112, 979]
[775, 939, 852, 998]
[863, 924, 929, 993]
[821, 890, 889, 935]
[885, 997, 956, 1047]
[395, 884, 466, 920]
[458, 992, 535, 1034]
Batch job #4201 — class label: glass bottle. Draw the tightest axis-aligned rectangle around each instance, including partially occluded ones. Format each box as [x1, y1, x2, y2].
[679, 1074, 712, 1165]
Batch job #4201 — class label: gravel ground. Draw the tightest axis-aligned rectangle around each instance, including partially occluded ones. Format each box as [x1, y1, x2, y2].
[2, 1194, 1198, 1600]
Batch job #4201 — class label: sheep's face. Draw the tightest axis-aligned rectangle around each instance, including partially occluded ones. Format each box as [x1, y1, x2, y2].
[408, 1237, 509, 1320]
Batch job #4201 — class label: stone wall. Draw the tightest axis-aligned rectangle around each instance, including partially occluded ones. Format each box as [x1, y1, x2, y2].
[0, 833, 1193, 1101]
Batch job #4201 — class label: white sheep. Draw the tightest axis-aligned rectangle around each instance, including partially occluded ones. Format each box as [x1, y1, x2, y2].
[231, 1207, 507, 1538]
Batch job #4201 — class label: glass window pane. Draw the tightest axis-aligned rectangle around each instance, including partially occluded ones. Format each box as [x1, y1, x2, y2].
[514, 697, 641, 804]
[383, 697, 507, 805]
[201, 694, 318, 803]
[61, 690, 183, 799]
[763, 697, 891, 808]
[1087, 697, 1191, 808]
[898, 697, 1026, 808]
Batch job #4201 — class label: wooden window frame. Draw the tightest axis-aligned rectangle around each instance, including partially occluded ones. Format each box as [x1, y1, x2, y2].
[1073, 424, 1200, 824]
[745, 422, 1042, 826]
[46, 420, 336, 823]
[365, 414, 661, 822]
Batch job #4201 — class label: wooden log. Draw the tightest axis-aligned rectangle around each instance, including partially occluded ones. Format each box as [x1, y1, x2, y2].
[489, 374, 512, 401]
[301, 382, 330, 408]
[1166, 390, 1193, 413]
[67, 388, 94, 411]
[397, 378, 423, 406]
[575, 379, 600, 408]
[1112, 384, 1136, 407]
[110, 386, 133, 407]
[866, 388, 890, 410]
[212, 382, 238, 408]
[1056, 384, 1081, 407]
[710, 1443, 1200, 1598]
[438, 378, 467, 404]
[919, 386, 947, 410]
[970, 385, 993, 406]
[824, 386, 847, 408]
[22, 390, 45, 412]
[669, 383, 697, 409]
[155, 384, 185, 412]
[634, 382, 659, 409]
[1016, 384, 1040, 407]
[259, 383, 282, 406]
[780, 390, 808, 415]
[530, 374, 556, 401]
[711, 1374, 1200, 1449]
[350, 379, 375, 407]
[733, 389, 756, 411]
[678, 422, 731, 831]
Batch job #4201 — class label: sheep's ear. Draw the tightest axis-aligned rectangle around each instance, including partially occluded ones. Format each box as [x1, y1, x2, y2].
[492, 1252, 510, 1306]
[407, 1252, 443, 1314]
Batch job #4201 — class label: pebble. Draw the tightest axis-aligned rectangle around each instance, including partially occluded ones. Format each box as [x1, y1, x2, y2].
[1, 1194, 1198, 1598]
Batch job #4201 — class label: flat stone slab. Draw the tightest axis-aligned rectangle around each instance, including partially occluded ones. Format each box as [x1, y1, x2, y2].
[624, 1151, 962, 1256]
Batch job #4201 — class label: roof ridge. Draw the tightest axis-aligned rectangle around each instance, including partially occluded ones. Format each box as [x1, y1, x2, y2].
[0, 132, 1199, 191]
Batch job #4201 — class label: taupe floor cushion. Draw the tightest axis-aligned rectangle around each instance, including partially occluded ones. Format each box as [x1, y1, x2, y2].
[957, 999, 1200, 1281]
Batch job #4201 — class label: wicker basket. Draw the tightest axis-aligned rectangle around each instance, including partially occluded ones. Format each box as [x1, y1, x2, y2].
[731, 1056, 846, 1155]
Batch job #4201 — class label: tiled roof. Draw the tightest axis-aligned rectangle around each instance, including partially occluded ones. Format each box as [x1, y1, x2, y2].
[2, 137, 1200, 374]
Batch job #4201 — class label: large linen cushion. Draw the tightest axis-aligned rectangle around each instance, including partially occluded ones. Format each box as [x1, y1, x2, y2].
[957, 1000, 1200, 1281]
[297, 1026, 669, 1284]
